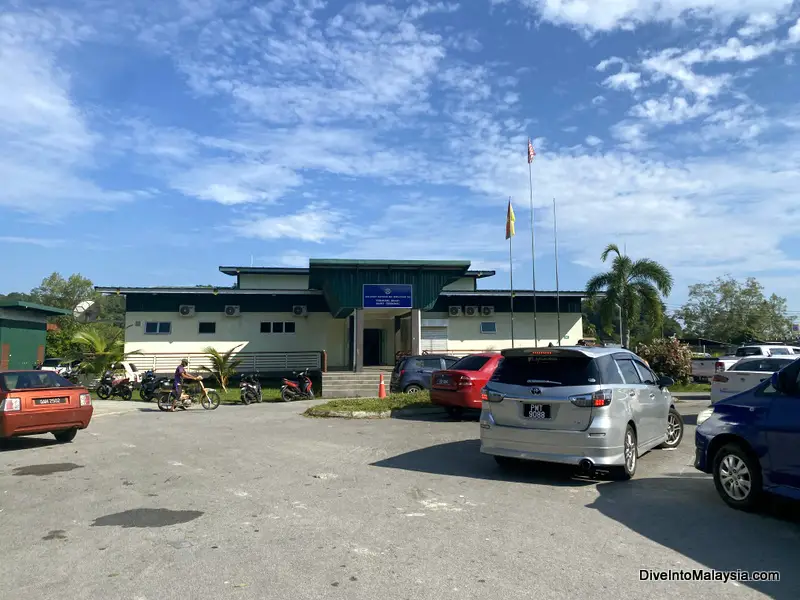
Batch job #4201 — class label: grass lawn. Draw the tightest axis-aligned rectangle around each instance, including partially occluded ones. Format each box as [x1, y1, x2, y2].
[304, 391, 432, 416]
[667, 382, 711, 393]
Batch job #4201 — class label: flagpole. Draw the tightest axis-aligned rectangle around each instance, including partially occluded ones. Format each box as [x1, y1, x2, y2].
[553, 197, 562, 346]
[509, 196, 516, 348]
[528, 140, 538, 347]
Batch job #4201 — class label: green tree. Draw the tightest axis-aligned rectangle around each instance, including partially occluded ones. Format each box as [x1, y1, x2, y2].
[676, 276, 793, 344]
[585, 244, 673, 348]
[71, 326, 127, 376]
[635, 338, 693, 383]
[201, 346, 244, 392]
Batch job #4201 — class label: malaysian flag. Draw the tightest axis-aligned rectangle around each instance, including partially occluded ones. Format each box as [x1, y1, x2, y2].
[527, 138, 536, 164]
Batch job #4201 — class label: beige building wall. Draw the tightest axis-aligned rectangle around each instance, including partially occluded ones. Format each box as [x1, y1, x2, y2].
[237, 273, 310, 290]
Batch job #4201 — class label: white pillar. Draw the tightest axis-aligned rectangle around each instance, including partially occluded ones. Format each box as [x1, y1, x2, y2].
[411, 309, 422, 355]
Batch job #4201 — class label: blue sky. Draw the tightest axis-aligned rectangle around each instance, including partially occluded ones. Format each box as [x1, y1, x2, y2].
[2, 0, 800, 315]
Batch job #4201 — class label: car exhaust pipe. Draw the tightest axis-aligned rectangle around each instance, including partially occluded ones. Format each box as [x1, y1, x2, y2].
[578, 458, 594, 474]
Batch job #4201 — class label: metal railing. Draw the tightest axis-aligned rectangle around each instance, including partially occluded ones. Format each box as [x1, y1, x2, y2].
[126, 351, 324, 374]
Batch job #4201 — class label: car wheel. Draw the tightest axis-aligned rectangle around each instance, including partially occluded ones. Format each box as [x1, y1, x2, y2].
[713, 443, 763, 511]
[612, 424, 638, 480]
[445, 407, 463, 420]
[53, 428, 77, 443]
[404, 384, 423, 394]
[659, 407, 684, 449]
[96, 385, 111, 400]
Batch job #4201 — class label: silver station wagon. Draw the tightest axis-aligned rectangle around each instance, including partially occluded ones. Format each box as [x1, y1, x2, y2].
[480, 346, 684, 479]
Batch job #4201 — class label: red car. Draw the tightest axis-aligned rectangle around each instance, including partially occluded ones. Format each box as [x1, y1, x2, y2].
[0, 370, 93, 443]
[430, 353, 502, 418]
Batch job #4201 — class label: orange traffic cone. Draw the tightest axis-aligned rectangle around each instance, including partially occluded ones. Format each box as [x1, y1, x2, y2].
[378, 373, 387, 398]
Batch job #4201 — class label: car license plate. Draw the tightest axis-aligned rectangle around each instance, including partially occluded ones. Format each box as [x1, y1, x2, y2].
[435, 375, 450, 385]
[34, 397, 67, 405]
[522, 403, 550, 419]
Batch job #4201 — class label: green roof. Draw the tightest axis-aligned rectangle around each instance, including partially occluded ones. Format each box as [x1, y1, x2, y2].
[0, 301, 71, 316]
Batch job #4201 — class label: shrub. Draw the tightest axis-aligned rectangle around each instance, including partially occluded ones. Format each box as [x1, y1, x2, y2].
[635, 338, 693, 383]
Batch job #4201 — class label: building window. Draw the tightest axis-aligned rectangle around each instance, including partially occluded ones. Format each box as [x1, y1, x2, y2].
[144, 322, 171, 335]
[261, 321, 296, 334]
[198, 322, 216, 334]
[480, 322, 497, 334]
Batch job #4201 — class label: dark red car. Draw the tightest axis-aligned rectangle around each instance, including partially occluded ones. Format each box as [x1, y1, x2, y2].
[0, 370, 93, 443]
[430, 353, 502, 418]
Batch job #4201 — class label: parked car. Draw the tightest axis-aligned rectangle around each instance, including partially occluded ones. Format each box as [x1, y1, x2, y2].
[480, 346, 683, 480]
[37, 358, 81, 375]
[430, 353, 502, 418]
[695, 359, 800, 510]
[710, 356, 796, 404]
[390, 354, 460, 393]
[692, 344, 796, 381]
[0, 370, 93, 443]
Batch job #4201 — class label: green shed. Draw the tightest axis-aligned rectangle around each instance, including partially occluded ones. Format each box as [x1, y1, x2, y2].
[0, 301, 71, 370]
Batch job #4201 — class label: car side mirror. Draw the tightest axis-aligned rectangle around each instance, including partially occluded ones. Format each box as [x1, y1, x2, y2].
[657, 376, 674, 388]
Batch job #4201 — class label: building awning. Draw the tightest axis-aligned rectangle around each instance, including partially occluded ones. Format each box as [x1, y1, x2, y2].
[0, 301, 71, 317]
[308, 259, 472, 317]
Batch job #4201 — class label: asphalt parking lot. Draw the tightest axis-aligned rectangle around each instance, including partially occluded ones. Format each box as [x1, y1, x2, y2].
[1, 400, 798, 600]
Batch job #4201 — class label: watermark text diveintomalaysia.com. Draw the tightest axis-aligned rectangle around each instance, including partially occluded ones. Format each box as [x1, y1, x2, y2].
[640, 569, 780, 583]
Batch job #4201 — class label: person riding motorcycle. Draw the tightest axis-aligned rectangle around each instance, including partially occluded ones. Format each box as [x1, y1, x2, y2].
[172, 359, 201, 412]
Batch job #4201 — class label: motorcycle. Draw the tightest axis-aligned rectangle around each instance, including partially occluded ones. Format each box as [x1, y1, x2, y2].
[281, 368, 314, 402]
[96, 371, 133, 401]
[157, 378, 220, 411]
[239, 373, 262, 405]
[62, 365, 82, 385]
[139, 370, 167, 402]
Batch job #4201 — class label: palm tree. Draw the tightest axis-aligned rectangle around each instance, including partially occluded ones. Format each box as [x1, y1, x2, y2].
[201, 345, 243, 392]
[71, 325, 139, 376]
[585, 244, 673, 348]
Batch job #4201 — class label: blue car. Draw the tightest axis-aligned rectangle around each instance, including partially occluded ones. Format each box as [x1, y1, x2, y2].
[695, 359, 800, 510]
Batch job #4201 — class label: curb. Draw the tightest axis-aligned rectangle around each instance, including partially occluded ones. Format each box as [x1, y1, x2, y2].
[305, 405, 445, 419]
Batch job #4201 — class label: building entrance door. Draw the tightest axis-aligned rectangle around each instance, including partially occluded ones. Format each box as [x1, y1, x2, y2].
[364, 329, 383, 366]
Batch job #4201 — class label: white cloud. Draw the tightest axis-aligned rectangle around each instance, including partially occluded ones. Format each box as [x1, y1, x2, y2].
[231, 202, 350, 243]
[609, 121, 649, 149]
[603, 71, 642, 91]
[585, 135, 603, 146]
[738, 13, 778, 37]
[518, 0, 796, 34]
[591, 95, 606, 105]
[629, 96, 711, 125]
[789, 17, 800, 42]
[0, 236, 64, 248]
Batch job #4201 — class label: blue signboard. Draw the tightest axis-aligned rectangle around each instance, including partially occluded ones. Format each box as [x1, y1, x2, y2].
[363, 284, 413, 309]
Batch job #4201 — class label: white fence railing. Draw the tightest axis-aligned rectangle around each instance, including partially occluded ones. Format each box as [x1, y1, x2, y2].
[127, 351, 323, 375]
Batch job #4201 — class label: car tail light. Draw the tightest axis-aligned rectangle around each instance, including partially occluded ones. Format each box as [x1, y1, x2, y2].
[2, 397, 21, 412]
[712, 374, 728, 383]
[569, 389, 612, 407]
[480, 388, 488, 401]
[715, 362, 725, 373]
[79, 393, 91, 406]
[457, 375, 473, 388]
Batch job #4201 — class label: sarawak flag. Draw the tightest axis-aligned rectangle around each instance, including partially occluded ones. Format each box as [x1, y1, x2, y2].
[505, 199, 516, 239]
[528, 138, 536, 164]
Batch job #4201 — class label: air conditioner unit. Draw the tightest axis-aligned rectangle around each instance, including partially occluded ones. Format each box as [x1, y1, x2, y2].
[178, 305, 195, 317]
[481, 306, 495, 317]
[448, 306, 463, 317]
[224, 305, 241, 317]
[292, 305, 308, 317]
[465, 306, 479, 317]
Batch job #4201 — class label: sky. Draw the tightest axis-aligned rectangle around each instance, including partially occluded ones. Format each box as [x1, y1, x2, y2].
[2, 0, 800, 316]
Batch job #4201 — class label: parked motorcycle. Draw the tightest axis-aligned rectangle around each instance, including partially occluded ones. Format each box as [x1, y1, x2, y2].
[281, 368, 314, 402]
[96, 370, 133, 401]
[239, 373, 263, 405]
[62, 365, 82, 385]
[139, 370, 167, 402]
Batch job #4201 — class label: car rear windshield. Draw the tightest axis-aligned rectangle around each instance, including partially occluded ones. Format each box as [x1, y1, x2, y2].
[0, 371, 76, 391]
[450, 356, 491, 371]
[735, 347, 763, 357]
[490, 354, 601, 387]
